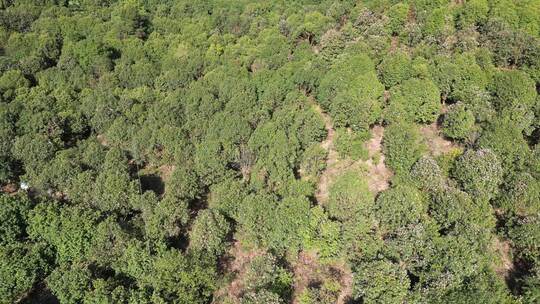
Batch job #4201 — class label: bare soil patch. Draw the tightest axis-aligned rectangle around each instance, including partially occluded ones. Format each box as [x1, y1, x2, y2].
[363, 125, 392, 193]
[419, 122, 460, 156]
[492, 237, 514, 279]
[312, 103, 341, 204]
[292, 251, 354, 304]
[215, 242, 266, 303]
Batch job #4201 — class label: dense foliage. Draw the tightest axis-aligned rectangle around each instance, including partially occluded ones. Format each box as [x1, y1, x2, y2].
[0, 1, 539, 303]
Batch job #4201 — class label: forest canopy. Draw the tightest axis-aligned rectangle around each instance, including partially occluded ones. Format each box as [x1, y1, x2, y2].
[0, 0, 539, 304]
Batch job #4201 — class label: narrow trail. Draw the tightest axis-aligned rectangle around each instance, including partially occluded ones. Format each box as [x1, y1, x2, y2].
[312, 103, 340, 204]
[364, 125, 392, 193]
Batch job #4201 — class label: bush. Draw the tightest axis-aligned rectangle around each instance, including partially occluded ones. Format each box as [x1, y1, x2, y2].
[334, 128, 370, 161]
[299, 144, 327, 180]
[410, 156, 445, 192]
[353, 259, 409, 304]
[442, 102, 475, 140]
[318, 53, 384, 130]
[490, 70, 537, 111]
[189, 209, 230, 257]
[327, 170, 373, 221]
[382, 122, 425, 176]
[452, 149, 503, 202]
[387, 78, 441, 123]
[378, 51, 411, 88]
[374, 185, 427, 232]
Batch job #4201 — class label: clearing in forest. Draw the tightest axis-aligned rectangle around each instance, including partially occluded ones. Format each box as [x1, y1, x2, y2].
[312, 103, 392, 202]
[291, 251, 354, 304]
[214, 241, 266, 302]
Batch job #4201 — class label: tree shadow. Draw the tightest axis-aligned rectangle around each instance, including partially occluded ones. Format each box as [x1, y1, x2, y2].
[140, 174, 165, 196]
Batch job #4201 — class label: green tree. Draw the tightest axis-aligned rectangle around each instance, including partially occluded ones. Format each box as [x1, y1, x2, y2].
[452, 149, 503, 202]
[189, 209, 230, 257]
[327, 170, 373, 222]
[353, 259, 409, 304]
[378, 51, 412, 88]
[382, 122, 425, 176]
[374, 185, 427, 232]
[442, 102, 475, 140]
[387, 78, 441, 124]
[318, 53, 384, 130]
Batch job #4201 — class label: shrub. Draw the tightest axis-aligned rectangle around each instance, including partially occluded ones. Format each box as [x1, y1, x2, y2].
[334, 128, 370, 161]
[327, 170, 373, 221]
[378, 51, 411, 88]
[383, 122, 425, 176]
[387, 78, 441, 123]
[442, 102, 475, 140]
[452, 149, 503, 202]
[410, 156, 445, 192]
[353, 259, 409, 304]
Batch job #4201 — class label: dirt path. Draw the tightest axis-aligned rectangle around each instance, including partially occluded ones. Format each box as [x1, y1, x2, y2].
[292, 251, 319, 303]
[312, 103, 340, 204]
[363, 125, 392, 193]
[492, 237, 514, 279]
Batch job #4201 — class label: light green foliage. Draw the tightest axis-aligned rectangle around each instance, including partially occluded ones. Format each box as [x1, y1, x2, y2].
[318, 53, 384, 130]
[207, 178, 247, 219]
[334, 128, 370, 161]
[353, 259, 409, 304]
[477, 117, 532, 174]
[422, 8, 449, 39]
[456, 0, 489, 29]
[497, 172, 540, 215]
[327, 170, 373, 221]
[0, 1, 537, 302]
[387, 78, 441, 123]
[430, 187, 495, 232]
[28, 203, 101, 262]
[490, 70, 537, 111]
[410, 156, 445, 192]
[299, 280, 341, 304]
[302, 206, 341, 259]
[374, 185, 427, 232]
[442, 102, 475, 140]
[388, 3, 409, 35]
[299, 144, 327, 180]
[430, 54, 488, 104]
[507, 216, 540, 264]
[436, 269, 516, 304]
[47, 264, 93, 304]
[378, 51, 412, 88]
[241, 290, 285, 304]
[383, 122, 425, 176]
[452, 149, 503, 202]
[0, 69, 29, 101]
[189, 209, 230, 256]
[0, 243, 52, 304]
[241, 253, 293, 298]
[522, 272, 540, 304]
